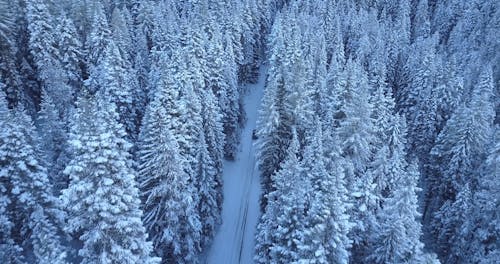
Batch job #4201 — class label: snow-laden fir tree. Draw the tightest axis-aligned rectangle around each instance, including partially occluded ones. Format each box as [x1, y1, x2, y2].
[368, 162, 439, 264]
[302, 120, 352, 264]
[27, 0, 73, 118]
[255, 14, 292, 210]
[369, 114, 407, 201]
[0, 92, 68, 263]
[462, 127, 499, 263]
[332, 59, 377, 261]
[205, 22, 239, 160]
[111, 7, 133, 62]
[430, 66, 496, 262]
[92, 40, 137, 137]
[255, 129, 311, 263]
[137, 97, 202, 264]
[36, 89, 70, 192]
[60, 94, 159, 264]
[56, 12, 83, 88]
[85, 2, 111, 70]
[198, 88, 225, 242]
[0, 90, 25, 263]
[26, 0, 60, 82]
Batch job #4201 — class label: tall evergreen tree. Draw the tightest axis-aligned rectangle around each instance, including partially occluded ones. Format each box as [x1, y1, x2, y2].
[94, 40, 137, 137]
[0, 95, 68, 263]
[36, 90, 69, 191]
[430, 66, 496, 262]
[462, 127, 499, 263]
[303, 121, 352, 263]
[56, 12, 83, 88]
[137, 98, 202, 263]
[0, 91, 25, 263]
[255, 15, 292, 210]
[27, 0, 73, 117]
[369, 162, 437, 264]
[61, 95, 159, 264]
[85, 2, 111, 70]
[255, 130, 311, 263]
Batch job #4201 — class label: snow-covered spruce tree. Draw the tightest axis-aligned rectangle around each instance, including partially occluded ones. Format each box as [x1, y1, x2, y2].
[198, 88, 225, 241]
[332, 59, 377, 261]
[412, 0, 431, 42]
[180, 22, 226, 251]
[238, 0, 262, 84]
[60, 94, 159, 264]
[462, 127, 499, 263]
[368, 162, 439, 264]
[137, 97, 201, 263]
[26, 0, 60, 81]
[369, 114, 408, 202]
[255, 129, 311, 263]
[93, 40, 137, 137]
[0, 0, 23, 107]
[85, 2, 111, 71]
[205, 23, 240, 160]
[111, 7, 133, 62]
[27, 0, 73, 118]
[131, 26, 150, 113]
[56, 12, 83, 89]
[36, 89, 70, 192]
[255, 14, 292, 211]
[404, 35, 439, 162]
[110, 6, 143, 131]
[302, 120, 352, 263]
[0, 92, 68, 263]
[0, 90, 25, 263]
[433, 58, 464, 131]
[334, 59, 376, 181]
[0, 0, 13, 43]
[430, 66, 496, 262]
[194, 127, 220, 249]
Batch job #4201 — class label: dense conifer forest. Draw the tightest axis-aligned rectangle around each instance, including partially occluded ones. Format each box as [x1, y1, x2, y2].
[0, 0, 498, 263]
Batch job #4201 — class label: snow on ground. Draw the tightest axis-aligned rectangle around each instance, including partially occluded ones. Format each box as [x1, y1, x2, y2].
[204, 66, 267, 264]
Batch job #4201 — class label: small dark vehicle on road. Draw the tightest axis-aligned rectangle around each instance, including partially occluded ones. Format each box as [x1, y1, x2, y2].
[252, 130, 258, 140]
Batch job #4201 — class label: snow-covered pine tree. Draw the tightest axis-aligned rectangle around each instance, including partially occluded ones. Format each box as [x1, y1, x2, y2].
[412, 0, 431, 42]
[94, 40, 137, 137]
[0, 0, 22, 107]
[26, 0, 60, 82]
[368, 162, 437, 264]
[56, 12, 83, 89]
[205, 23, 240, 160]
[332, 59, 378, 262]
[255, 14, 292, 210]
[0, 90, 25, 263]
[221, 32, 243, 160]
[36, 89, 69, 192]
[198, 88, 225, 237]
[255, 129, 311, 263]
[111, 7, 133, 62]
[370, 114, 408, 201]
[302, 120, 352, 263]
[137, 97, 202, 263]
[462, 127, 499, 263]
[404, 35, 439, 162]
[430, 66, 495, 262]
[0, 94, 68, 263]
[85, 2, 111, 71]
[27, 0, 73, 118]
[61, 94, 159, 264]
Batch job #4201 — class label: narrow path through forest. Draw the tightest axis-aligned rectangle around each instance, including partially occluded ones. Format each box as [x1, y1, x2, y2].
[204, 66, 267, 264]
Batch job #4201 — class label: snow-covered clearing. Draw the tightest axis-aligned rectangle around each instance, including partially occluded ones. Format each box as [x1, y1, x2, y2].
[204, 66, 267, 264]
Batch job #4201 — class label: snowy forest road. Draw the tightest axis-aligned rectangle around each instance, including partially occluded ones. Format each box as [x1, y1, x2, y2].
[204, 66, 267, 264]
